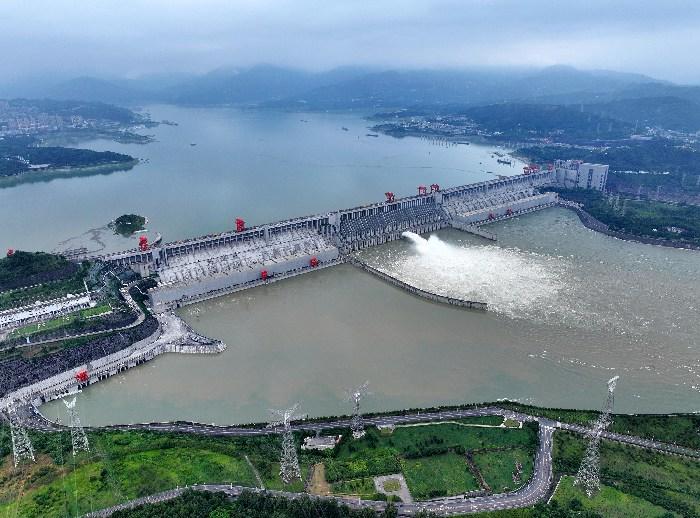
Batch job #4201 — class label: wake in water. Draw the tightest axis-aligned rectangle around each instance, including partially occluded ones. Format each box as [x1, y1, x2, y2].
[384, 232, 567, 320]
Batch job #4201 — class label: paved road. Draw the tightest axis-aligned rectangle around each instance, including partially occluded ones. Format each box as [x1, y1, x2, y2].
[69, 408, 699, 517]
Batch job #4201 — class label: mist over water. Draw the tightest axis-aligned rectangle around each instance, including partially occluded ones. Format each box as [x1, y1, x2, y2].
[398, 231, 566, 320]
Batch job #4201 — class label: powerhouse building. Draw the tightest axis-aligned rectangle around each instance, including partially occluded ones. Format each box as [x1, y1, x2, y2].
[554, 160, 609, 191]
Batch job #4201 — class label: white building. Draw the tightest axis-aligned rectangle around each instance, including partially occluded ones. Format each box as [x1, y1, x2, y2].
[0, 293, 96, 331]
[554, 160, 609, 191]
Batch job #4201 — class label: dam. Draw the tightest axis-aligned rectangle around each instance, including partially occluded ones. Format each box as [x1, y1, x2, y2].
[94, 170, 556, 311]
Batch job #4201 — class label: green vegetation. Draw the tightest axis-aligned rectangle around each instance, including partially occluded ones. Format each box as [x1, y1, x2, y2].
[463, 103, 633, 141]
[381, 478, 402, 492]
[7, 304, 111, 339]
[610, 414, 700, 450]
[108, 489, 395, 518]
[553, 432, 700, 517]
[0, 275, 87, 311]
[322, 422, 537, 501]
[0, 251, 78, 291]
[457, 415, 505, 426]
[110, 214, 147, 237]
[552, 187, 700, 244]
[552, 476, 678, 518]
[0, 418, 538, 516]
[473, 448, 533, 493]
[401, 453, 479, 499]
[0, 135, 135, 178]
[0, 428, 258, 517]
[498, 401, 700, 450]
[519, 140, 700, 196]
[1, 407, 697, 518]
[332, 477, 378, 499]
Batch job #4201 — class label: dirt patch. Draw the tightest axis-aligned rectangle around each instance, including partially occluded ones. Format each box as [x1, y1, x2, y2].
[0, 453, 63, 503]
[308, 463, 331, 496]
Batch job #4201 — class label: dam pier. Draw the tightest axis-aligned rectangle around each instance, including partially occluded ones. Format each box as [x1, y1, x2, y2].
[94, 171, 557, 311]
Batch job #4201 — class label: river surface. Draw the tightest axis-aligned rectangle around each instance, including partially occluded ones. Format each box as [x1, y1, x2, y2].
[3, 106, 696, 424]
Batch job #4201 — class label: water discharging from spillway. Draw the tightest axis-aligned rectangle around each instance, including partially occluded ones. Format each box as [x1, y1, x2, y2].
[387, 231, 567, 321]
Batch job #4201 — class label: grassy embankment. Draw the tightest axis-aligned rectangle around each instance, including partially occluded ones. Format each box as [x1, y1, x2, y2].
[551, 431, 699, 517]
[550, 187, 700, 244]
[7, 304, 112, 339]
[0, 416, 534, 516]
[1, 407, 698, 517]
[498, 401, 700, 450]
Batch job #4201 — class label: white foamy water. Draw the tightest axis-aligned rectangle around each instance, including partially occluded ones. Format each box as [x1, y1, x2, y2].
[382, 231, 567, 320]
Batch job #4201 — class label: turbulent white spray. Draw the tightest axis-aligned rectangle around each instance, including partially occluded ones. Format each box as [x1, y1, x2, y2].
[397, 232, 564, 319]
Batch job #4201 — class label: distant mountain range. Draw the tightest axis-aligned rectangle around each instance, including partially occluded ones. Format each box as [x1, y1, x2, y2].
[3, 64, 700, 131]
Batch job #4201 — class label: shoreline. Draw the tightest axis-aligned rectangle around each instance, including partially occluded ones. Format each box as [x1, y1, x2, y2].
[557, 201, 700, 251]
[0, 159, 139, 188]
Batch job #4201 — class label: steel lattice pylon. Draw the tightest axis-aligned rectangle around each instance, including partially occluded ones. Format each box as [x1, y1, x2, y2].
[268, 404, 305, 484]
[574, 376, 619, 497]
[346, 381, 370, 439]
[6, 400, 35, 467]
[63, 396, 90, 455]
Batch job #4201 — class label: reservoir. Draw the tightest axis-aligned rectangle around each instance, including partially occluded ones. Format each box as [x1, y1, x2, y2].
[1, 106, 696, 423]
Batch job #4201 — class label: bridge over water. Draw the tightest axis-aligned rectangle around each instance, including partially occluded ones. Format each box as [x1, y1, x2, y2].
[91, 171, 556, 311]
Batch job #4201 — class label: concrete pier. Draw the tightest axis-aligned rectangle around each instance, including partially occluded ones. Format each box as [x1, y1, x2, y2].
[349, 257, 487, 310]
[0, 312, 226, 411]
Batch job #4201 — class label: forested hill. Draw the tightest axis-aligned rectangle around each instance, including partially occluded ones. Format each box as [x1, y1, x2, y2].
[462, 103, 633, 140]
[1, 98, 145, 125]
[578, 96, 700, 132]
[0, 135, 135, 177]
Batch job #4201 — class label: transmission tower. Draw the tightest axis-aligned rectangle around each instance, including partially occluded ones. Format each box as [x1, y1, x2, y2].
[575, 376, 620, 497]
[268, 403, 305, 484]
[5, 400, 35, 467]
[63, 397, 90, 455]
[346, 381, 370, 439]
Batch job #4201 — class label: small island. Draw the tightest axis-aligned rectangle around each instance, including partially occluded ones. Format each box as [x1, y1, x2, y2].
[110, 214, 147, 237]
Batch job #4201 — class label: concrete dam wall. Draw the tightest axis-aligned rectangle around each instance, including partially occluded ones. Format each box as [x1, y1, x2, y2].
[90, 171, 556, 311]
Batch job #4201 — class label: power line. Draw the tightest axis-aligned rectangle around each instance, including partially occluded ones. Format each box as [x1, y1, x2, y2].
[574, 376, 620, 497]
[268, 403, 305, 484]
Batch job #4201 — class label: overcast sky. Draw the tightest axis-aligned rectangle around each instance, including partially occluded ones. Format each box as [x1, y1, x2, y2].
[3, 0, 700, 84]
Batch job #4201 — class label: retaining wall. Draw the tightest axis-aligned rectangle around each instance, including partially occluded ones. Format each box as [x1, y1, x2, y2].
[559, 202, 700, 251]
[349, 258, 487, 310]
